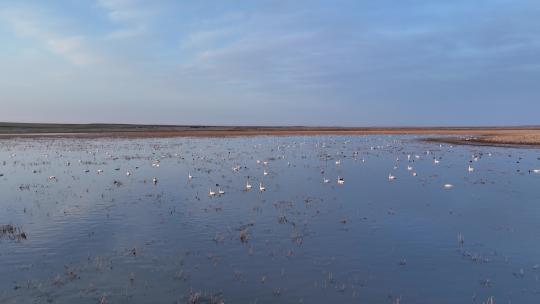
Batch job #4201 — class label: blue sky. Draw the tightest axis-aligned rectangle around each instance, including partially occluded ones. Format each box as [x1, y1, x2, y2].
[0, 0, 539, 126]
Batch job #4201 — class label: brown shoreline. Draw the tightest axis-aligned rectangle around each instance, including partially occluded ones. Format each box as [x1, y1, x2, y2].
[1, 123, 540, 147]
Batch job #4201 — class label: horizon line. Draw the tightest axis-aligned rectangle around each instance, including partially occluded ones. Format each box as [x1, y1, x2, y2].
[2, 122, 540, 129]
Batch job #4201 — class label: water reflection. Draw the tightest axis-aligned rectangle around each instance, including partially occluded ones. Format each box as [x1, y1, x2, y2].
[1, 135, 540, 303]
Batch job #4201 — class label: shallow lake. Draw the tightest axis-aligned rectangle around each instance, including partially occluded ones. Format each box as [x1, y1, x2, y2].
[1, 135, 540, 303]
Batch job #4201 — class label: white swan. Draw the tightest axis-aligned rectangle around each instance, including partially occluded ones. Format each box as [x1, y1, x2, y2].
[468, 165, 474, 172]
[218, 188, 225, 195]
[209, 188, 216, 196]
[246, 180, 252, 190]
[259, 182, 266, 192]
[337, 177, 344, 184]
[152, 177, 158, 184]
[388, 173, 396, 180]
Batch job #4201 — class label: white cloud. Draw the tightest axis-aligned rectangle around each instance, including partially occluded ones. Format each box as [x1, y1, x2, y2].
[97, 0, 157, 40]
[97, 0, 143, 22]
[0, 7, 102, 66]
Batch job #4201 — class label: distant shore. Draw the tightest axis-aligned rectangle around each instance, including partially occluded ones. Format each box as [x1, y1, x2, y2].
[1, 123, 539, 147]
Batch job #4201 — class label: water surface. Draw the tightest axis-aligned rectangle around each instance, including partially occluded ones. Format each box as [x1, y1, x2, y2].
[1, 135, 540, 303]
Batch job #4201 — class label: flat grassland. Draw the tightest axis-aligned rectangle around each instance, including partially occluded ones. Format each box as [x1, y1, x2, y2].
[1, 123, 539, 147]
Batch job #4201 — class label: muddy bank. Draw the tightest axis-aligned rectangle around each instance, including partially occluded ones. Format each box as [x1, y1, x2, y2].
[425, 131, 540, 148]
[1, 123, 540, 147]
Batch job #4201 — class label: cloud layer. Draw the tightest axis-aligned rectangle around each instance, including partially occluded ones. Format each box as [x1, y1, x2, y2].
[0, 0, 539, 125]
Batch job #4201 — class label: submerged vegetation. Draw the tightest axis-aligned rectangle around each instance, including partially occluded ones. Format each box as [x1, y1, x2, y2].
[0, 224, 26, 241]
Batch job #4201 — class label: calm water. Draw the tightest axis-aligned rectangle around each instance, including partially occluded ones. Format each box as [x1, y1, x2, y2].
[1, 135, 540, 303]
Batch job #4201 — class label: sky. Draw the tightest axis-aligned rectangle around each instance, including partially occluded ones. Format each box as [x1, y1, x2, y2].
[0, 0, 539, 126]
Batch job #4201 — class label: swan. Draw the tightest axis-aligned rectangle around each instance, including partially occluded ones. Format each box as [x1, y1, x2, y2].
[126, 171, 131, 176]
[412, 172, 417, 177]
[335, 160, 341, 165]
[468, 165, 474, 172]
[407, 165, 413, 171]
[188, 173, 192, 180]
[152, 177, 158, 184]
[218, 188, 225, 195]
[246, 180, 252, 190]
[263, 169, 269, 176]
[324, 177, 330, 184]
[443, 183, 454, 189]
[209, 188, 216, 196]
[259, 182, 266, 192]
[388, 173, 396, 180]
[337, 177, 344, 184]
[433, 159, 440, 164]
